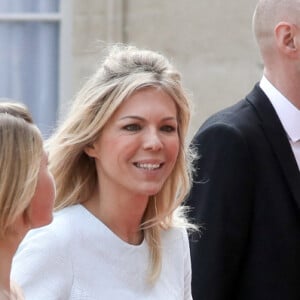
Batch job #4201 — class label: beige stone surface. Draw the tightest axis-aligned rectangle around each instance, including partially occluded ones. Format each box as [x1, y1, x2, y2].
[71, 0, 263, 138]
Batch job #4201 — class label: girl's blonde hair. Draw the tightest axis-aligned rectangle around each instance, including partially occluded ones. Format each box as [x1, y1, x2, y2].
[0, 102, 43, 238]
[47, 44, 196, 281]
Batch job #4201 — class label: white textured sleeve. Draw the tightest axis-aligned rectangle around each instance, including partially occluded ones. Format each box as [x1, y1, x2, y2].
[11, 226, 73, 300]
[183, 229, 193, 300]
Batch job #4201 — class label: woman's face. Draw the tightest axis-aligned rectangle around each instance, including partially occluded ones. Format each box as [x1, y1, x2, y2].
[26, 150, 56, 228]
[88, 87, 180, 198]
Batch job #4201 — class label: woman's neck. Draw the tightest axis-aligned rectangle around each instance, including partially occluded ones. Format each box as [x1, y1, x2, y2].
[0, 241, 16, 294]
[0, 224, 27, 295]
[83, 189, 149, 245]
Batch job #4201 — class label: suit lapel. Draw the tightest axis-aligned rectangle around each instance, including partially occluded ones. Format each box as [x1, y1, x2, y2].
[246, 84, 300, 210]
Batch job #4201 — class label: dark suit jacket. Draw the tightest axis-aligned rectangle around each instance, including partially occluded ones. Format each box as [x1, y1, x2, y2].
[187, 84, 300, 300]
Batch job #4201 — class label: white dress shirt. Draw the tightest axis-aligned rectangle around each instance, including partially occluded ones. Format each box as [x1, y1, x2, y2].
[260, 76, 300, 170]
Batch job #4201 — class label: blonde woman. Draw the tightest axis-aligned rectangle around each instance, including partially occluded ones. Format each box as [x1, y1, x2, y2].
[12, 45, 196, 299]
[0, 102, 55, 299]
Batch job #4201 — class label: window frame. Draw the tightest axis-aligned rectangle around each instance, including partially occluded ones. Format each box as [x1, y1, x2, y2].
[0, 0, 73, 121]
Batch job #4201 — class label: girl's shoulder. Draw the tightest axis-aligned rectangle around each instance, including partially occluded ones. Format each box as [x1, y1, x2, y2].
[9, 281, 24, 300]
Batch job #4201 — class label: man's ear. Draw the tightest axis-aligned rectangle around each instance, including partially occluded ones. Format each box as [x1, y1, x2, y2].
[275, 22, 298, 57]
[84, 143, 99, 159]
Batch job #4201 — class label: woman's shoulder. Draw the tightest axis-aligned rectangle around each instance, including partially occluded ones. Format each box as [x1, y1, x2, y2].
[11, 207, 82, 286]
[42, 204, 88, 231]
[52, 204, 86, 226]
[160, 226, 191, 271]
[17, 204, 86, 253]
[161, 226, 189, 246]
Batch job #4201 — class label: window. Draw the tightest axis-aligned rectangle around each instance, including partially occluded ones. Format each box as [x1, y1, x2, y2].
[0, 0, 72, 137]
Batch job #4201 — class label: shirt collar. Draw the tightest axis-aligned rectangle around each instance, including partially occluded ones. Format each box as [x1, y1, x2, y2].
[259, 75, 300, 142]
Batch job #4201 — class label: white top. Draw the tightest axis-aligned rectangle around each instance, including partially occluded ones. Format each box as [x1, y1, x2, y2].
[11, 205, 192, 300]
[260, 76, 300, 169]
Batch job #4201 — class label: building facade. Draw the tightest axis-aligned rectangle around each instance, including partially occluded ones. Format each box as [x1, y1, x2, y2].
[0, 0, 261, 137]
[70, 0, 262, 137]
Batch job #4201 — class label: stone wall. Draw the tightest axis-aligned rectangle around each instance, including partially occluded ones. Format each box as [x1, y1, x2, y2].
[71, 0, 262, 138]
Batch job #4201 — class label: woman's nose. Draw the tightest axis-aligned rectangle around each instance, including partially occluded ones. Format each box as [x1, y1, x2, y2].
[143, 130, 163, 151]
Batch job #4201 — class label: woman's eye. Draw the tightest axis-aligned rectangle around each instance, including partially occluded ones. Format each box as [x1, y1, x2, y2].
[123, 124, 141, 131]
[161, 125, 177, 133]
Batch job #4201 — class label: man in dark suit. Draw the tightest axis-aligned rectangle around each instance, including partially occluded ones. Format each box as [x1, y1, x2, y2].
[187, 1, 300, 299]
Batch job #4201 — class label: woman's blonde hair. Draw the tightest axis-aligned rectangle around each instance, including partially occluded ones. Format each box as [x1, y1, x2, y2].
[0, 102, 43, 238]
[47, 44, 196, 281]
